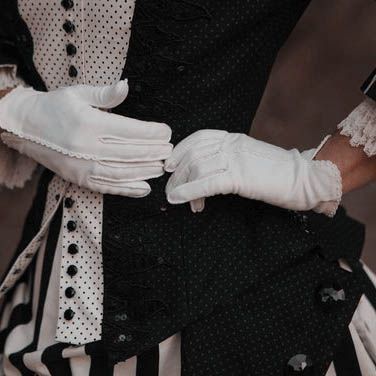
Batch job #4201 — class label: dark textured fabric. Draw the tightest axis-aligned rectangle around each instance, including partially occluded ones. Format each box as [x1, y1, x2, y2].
[0, 0, 46, 91]
[0, 1, 371, 375]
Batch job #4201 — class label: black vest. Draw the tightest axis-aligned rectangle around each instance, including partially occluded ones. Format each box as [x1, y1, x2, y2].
[0, 1, 370, 374]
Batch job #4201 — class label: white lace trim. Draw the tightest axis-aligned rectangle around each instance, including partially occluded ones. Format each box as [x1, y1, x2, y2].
[0, 137, 37, 189]
[312, 159, 342, 217]
[1, 129, 98, 161]
[337, 99, 376, 157]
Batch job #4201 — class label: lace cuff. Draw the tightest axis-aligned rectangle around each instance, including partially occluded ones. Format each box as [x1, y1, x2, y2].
[0, 66, 37, 189]
[0, 65, 25, 89]
[337, 99, 376, 157]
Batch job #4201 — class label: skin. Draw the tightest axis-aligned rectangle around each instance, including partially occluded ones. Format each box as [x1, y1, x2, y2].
[0, 86, 375, 196]
[314, 129, 376, 194]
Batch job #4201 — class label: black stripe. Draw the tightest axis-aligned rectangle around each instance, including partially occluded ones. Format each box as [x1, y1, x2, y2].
[136, 346, 159, 376]
[333, 328, 362, 376]
[86, 341, 113, 376]
[41, 343, 72, 376]
[8, 206, 62, 374]
[360, 269, 376, 310]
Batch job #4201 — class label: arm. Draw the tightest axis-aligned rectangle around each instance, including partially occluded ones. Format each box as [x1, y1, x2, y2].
[315, 131, 376, 195]
[164, 85, 376, 216]
[315, 70, 376, 199]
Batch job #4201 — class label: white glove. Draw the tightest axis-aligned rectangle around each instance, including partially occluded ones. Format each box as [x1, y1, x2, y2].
[165, 130, 342, 216]
[0, 81, 173, 197]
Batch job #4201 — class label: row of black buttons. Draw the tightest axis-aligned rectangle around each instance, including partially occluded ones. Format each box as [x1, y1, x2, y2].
[61, 1, 78, 78]
[64, 195, 77, 321]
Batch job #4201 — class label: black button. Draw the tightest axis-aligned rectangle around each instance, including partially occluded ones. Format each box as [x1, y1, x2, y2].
[16, 34, 28, 44]
[64, 308, 75, 320]
[61, 0, 74, 10]
[64, 197, 74, 208]
[67, 220, 77, 232]
[118, 334, 133, 342]
[55, 194, 60, 201]
[67, 265, 78, 277]
[115, 313, 128, 321]
[285, 354, 314, 375]
[316, 282, 346, 311]
[69, 65, 78, 78]
[65, 287, 76, 298]
[68, 243, 79, 255]
[66, 43, 77, 56]
[63, 20, 75, 34]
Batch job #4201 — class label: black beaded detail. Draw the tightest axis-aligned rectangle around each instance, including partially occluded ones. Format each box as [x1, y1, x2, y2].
[68, 243, 79, 255]
[62, 20, 75, 34]
[67, 220, 77, 232]
[67, 265, 78, 277]
[66, 43, 77, 56]
[64, 308, 75, 320]
[65, 287, 76, 298]
[68, 65, 78, 78]
[61, 0, 74, 10]
[64, 197, 74, 208]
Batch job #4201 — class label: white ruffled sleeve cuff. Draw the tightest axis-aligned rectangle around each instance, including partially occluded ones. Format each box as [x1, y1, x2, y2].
[0, 66, 37, 189]
[337, 98, 376, 157]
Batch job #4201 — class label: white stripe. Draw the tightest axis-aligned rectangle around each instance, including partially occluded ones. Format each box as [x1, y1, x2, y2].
[2, 236, 48, 375]
[158, 334, 181, 376]
[349, 322, 376, 376]
[325, 363, 337, 376]
[114, 356, 137, 376]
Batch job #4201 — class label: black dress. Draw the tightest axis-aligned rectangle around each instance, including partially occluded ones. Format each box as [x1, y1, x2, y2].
[0, 0, 376, 375]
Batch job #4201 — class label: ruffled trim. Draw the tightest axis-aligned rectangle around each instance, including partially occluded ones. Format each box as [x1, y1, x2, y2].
[338, 99, 376, 157]
[0, 138, 37, 189]
[0, 65, 25, 90]
[311, 159, 342, 217]
[0, 68, 36, 188]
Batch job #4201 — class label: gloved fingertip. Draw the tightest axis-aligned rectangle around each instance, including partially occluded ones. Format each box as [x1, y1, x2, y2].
[113, 80, 129, 100]
[164, 159, 176, 172]
[190, 198, 205, 213]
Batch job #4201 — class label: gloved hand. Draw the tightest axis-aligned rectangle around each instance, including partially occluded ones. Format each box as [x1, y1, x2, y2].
[165, 130, 342, 216]
[0, 80, 172, 197]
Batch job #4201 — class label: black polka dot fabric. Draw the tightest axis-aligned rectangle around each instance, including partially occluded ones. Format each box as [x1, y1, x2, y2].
[3, 0, 374, 374]
[57, 184, 104, 345]
[18, 0, 135, 89]
[15, 0, 137, 345]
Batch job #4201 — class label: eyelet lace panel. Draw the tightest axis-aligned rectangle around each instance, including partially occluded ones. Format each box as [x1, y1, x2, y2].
[338, 98, 376, 157]
[114, 0, 212, 123]
[103, 3, 212, 361]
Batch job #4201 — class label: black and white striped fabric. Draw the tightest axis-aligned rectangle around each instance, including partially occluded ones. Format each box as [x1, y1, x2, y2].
[0, 207, 181, 376]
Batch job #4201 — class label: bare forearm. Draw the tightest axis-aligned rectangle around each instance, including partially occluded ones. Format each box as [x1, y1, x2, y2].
[315, 131, 376, 194]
